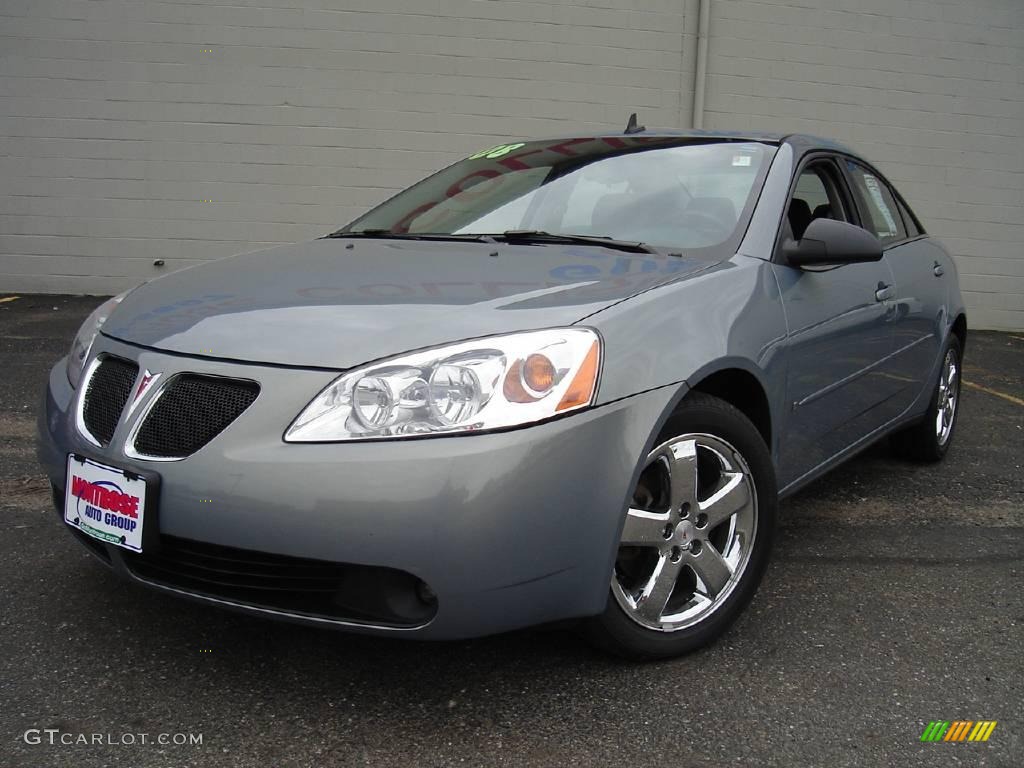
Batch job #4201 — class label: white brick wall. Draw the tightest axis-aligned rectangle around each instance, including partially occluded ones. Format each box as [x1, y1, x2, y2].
[0, 0, 692, 294]
[1, 0, 1021, 328]
[703, 0, 1024, 331]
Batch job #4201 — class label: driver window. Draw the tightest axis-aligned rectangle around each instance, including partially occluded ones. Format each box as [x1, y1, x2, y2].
[787, 162, 848, 240]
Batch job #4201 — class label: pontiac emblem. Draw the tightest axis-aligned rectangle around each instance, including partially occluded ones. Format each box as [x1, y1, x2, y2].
[127, 369, 161, 415]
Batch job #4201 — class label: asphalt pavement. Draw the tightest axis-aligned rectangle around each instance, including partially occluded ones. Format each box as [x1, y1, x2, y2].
[1, 294, 1021, 768]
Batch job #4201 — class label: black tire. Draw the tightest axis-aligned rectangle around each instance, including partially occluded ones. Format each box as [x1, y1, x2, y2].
[585, 392, 777, 661]
[890, 335, 962, 462]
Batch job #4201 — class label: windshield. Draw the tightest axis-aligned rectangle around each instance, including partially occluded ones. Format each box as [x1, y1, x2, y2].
[341, 137, 776, 250]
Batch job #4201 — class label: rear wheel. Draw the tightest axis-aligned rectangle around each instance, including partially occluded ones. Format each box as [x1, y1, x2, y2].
[586, 393, 776, 660]
[891, 335, 962, 462]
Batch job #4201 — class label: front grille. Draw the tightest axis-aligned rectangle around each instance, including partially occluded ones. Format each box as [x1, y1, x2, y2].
[82, 356, 138, 445]
[123, 537, 437, 626]
[133, 375, 258, 459]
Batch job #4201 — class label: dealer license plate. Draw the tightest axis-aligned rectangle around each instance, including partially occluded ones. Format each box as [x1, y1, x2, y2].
[64, 454, 147, 553]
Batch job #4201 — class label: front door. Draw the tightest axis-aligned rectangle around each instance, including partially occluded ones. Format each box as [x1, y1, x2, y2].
[774, 157, 898, 488]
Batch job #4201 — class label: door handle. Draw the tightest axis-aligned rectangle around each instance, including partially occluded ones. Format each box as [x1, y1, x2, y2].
[875, 283, 894, 302]
[933, 261, 944, 277]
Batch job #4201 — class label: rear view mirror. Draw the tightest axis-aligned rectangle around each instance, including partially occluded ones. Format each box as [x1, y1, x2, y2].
[783, 218, 883, 267]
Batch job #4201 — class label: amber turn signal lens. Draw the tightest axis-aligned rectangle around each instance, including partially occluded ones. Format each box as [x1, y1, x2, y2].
[556, 341, 599, 411]
[523, 353, 555, 393]
[503, 354, 556, 402]
[502, 360, 532, 402]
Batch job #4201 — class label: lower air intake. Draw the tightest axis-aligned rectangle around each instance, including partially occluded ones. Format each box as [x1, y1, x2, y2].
[122, 536, 437, 627]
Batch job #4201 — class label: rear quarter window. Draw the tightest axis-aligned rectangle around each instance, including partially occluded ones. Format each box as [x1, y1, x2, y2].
[896, 197, 923, 237]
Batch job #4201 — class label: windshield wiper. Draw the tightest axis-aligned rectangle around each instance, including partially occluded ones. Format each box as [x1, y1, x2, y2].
[324, 229, 495, 243]
[325, 228, 658, 254]
[494, 230, 656, 254]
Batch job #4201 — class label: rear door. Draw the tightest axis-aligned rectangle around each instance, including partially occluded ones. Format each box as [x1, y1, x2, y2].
[841, 159, 945, 415]
[773, 156, 898, 487]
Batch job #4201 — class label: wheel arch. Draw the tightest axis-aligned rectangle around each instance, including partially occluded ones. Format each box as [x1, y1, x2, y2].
[950, 312, 967, 352]
[680, 361, 773, 451]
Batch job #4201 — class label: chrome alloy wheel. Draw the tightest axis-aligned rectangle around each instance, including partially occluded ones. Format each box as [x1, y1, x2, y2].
[935, 349, 959, 446]
[611, 433, 758, 632]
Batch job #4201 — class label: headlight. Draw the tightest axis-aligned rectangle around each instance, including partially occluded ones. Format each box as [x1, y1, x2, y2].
[66, 291, 133, 388]
[285, 328, 601, 442]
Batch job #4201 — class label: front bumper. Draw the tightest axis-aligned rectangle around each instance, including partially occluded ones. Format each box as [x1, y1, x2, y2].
[38, 336, 676, 639]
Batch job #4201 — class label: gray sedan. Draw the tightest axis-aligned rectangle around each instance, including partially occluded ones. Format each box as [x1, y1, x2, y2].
[38, 128, 966, 659]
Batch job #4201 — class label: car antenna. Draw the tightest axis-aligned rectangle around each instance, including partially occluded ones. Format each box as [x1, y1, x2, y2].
[624, 112, 645, 134]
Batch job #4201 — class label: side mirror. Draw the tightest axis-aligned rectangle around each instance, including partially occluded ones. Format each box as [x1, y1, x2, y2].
[782, 218, 883, 267]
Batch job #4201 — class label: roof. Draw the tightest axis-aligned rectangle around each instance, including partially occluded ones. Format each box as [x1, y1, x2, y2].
[601, 127, 787, 142]
[584, 127, 859, 157]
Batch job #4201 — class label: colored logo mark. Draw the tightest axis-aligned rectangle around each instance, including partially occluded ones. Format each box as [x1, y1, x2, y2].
[128, 369, 161, 415]
[920, 720, 997, 742]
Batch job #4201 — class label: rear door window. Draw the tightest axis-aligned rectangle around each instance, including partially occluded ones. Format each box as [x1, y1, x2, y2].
[845, 160, 907, 245]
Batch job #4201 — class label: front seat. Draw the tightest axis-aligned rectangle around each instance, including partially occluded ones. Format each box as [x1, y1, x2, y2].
[812, 203, 833, 221]
[788, 198, 813, 240]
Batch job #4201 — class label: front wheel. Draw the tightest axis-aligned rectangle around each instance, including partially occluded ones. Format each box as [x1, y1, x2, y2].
[585, 393, 777, 660]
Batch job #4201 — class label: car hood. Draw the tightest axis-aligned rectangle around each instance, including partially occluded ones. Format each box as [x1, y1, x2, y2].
[104, 238, 720, 369]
